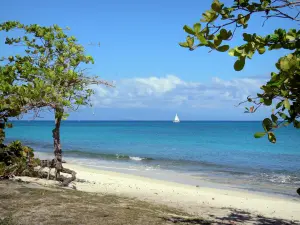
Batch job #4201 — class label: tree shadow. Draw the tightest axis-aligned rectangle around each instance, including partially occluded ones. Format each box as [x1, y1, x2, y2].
[215, 209, 299, 225]
[163, 216, 213, 224]
[163, 209, 299, 225]
[254, 214, 299, 225]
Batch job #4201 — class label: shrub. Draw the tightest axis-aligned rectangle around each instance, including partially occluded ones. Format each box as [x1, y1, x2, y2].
[0, 141, 40, 177]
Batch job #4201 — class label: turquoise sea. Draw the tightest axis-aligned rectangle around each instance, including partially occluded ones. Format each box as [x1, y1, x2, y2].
[5, 121, 300, 197]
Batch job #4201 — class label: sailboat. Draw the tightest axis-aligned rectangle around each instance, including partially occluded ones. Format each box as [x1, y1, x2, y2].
[173, 113, 180, 123]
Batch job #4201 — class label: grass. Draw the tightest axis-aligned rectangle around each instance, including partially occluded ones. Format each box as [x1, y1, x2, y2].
[0, 180, 298, 225]
[0, 180, 202, 225]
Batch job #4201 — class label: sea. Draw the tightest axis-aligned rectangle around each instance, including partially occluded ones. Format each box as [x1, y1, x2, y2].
[5, 121, 300, 198]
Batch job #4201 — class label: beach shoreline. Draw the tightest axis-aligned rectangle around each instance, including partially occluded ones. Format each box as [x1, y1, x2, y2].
[16, 161, 300, 222]
[35, 151, 300, 199]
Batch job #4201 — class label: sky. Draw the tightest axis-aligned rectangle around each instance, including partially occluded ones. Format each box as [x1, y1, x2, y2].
[0, 0, 297, 120]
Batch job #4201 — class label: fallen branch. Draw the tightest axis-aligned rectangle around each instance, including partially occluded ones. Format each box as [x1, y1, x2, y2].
[61, 167, 76, 186]
[38, 159, 76, 186]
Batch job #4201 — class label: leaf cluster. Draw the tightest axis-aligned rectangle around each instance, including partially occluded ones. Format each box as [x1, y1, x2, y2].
[180, 0, 300, 143]
[0, 21, 104, 121]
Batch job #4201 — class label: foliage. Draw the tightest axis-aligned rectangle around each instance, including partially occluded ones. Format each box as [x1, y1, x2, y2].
[0, 39, 27, 144]
[0, 21, 112, 119]
[0, 21, 112, 182]
[0, 119, 13, 145]
[0, 140, 40, 177]
[180, 0, 300, 143]
[0, 63, 27, 123]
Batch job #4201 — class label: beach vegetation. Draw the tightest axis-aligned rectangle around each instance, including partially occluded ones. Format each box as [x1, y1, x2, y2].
[180, 0, 300, 143]
[0, 140, 40, 178]
[0, 21, 112, 184]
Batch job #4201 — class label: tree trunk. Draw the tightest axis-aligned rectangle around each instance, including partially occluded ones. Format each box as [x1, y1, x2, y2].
[52, 107, 63, 180]
[51, 107, 77, 186]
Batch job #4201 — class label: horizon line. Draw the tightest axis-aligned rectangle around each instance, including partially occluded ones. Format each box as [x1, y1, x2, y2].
[10, 120, 264, 122]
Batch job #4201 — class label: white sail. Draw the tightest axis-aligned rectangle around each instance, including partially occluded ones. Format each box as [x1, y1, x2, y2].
[173, 113, 180, 123]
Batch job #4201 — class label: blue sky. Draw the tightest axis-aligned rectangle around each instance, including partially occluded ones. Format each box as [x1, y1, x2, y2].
[1, 0, 297, 120]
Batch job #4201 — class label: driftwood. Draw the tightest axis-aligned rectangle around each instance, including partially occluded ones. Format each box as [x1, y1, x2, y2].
[37, 159, 76, 187]
[0, 159, 76, 187]
[38, 159, 55, 180]
[60, 167, 76, 186]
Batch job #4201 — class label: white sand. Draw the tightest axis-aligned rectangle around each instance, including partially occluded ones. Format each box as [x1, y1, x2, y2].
[17, 162, 300, 222]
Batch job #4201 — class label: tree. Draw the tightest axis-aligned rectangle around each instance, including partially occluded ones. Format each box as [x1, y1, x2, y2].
[0, 21, 113, 184]
[179, 0, 300, 143]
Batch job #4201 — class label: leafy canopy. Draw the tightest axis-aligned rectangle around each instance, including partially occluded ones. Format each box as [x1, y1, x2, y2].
[180, 0, 300, 143]
[0, 21, 112, 121]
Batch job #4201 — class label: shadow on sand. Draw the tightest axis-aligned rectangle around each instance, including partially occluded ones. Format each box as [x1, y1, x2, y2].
[164, 209, 299, 225]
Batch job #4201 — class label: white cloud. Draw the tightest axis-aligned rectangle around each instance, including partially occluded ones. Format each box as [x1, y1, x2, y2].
[134, 75, 182, 94]
[91, 75, 266, 110]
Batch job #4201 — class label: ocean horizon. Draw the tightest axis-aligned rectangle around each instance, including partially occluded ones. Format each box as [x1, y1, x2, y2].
[10, 119, 274, 121]
[5, 120, 300, 197]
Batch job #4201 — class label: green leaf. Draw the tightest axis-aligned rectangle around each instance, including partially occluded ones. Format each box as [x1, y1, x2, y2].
[179, 42, 189, 48]
[219, 29, 227, 39]
[234, 57, 245, 71]
[294, 120, 300, 128]
[257, 46, 265, 54]
[270, 34, 279, 42]
[279, 58, 290, 71]
[211, 0, 222, 12]
[267, 132, 276, 143]
[8, 56, 14, 62]
[271, 114, 278, 123]
[228, 48, 235, 56]
[187, 36, 194, 48]
[262, 118, 273, 132]
[264, 98, 272, 106]
[217, 45, 229, 52]
[62, 113, 70, 120]
[183, 25, 195, 35]
[278, 112, 288, 120]
[276, 101, 283, 109]
[193, 23, 201, 34]
[204, 10, 217, 22]
[284, 98, 290, 110]
[214, 37, 222, 47]
[254, 132, 266, 138]
[243, 33, 252, 42]
[244, 14, 251, 23]
[286, 34, 295, 41]
[197, 34, 208, 45]
[281, 90, 289, 97]
[207, 41, 216, 49]
[219, 29, 232, 40]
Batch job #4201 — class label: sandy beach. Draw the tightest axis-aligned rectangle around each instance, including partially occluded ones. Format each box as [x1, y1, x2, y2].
[16, 162, 300, 223]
